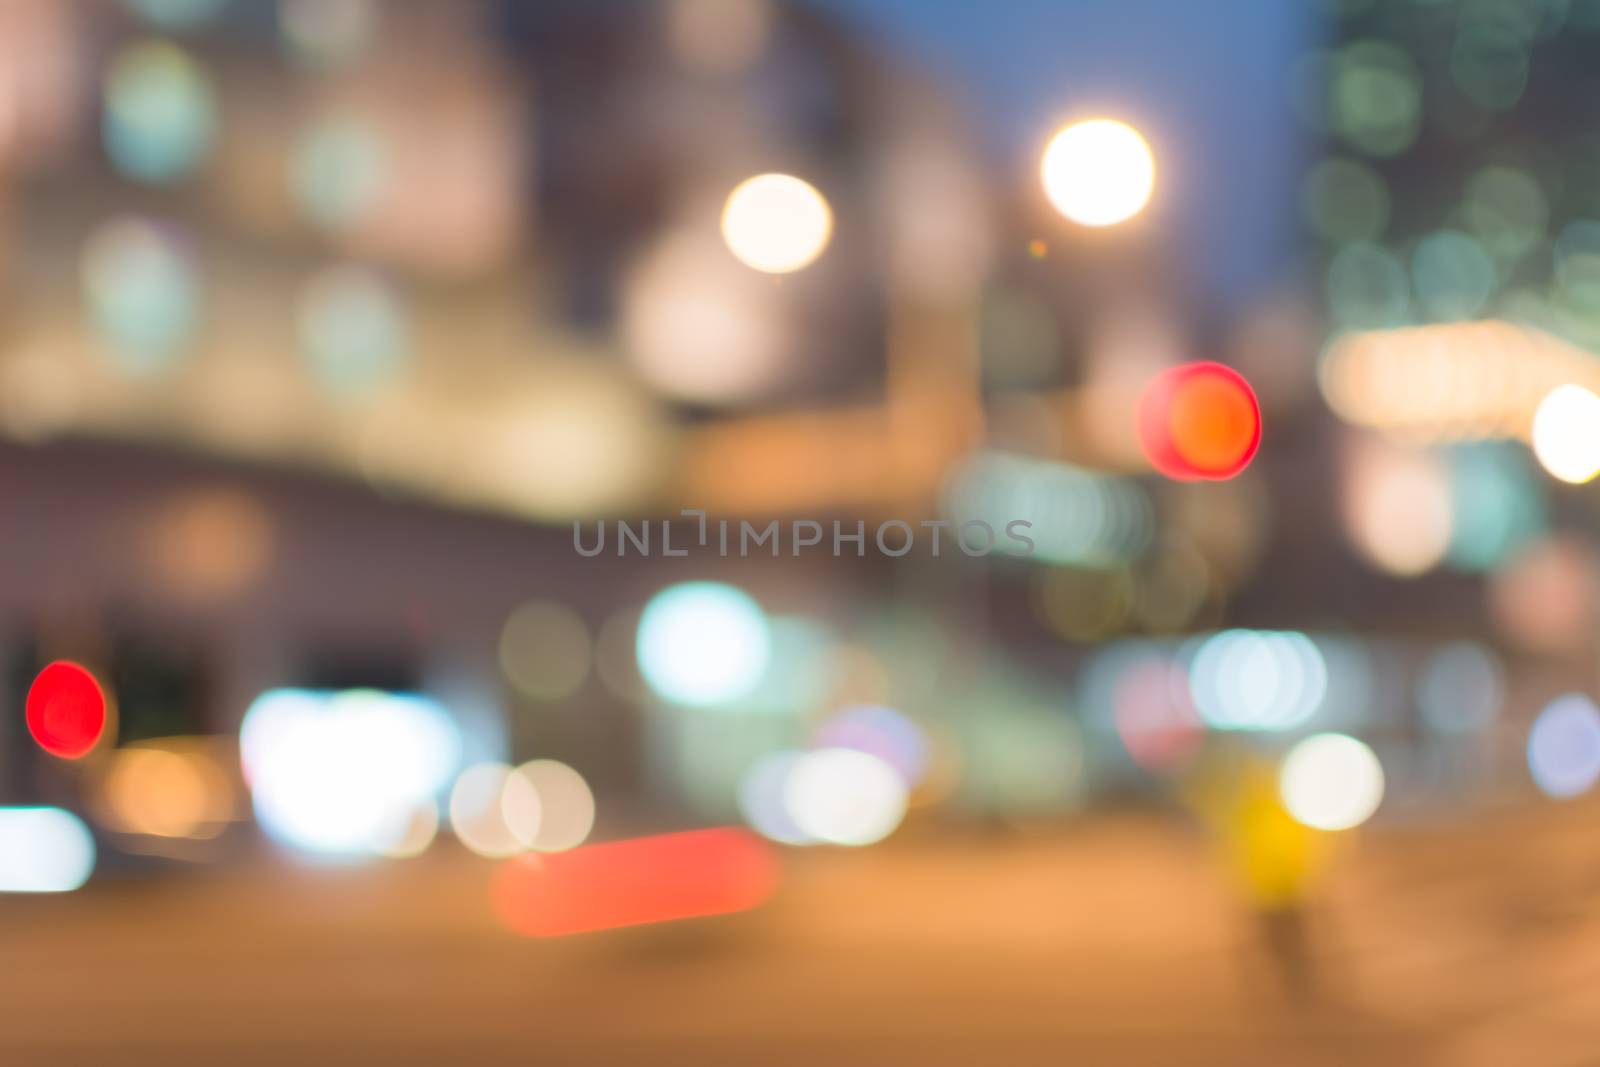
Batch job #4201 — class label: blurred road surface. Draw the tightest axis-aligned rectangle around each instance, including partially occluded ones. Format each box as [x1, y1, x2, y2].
[2, 803, 1598, 1066]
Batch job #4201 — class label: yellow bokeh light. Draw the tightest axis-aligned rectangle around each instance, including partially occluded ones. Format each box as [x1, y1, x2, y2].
[98, 741, 235, 840]
[720, 173, 832, 273]
[1040, 118, 1154, 227]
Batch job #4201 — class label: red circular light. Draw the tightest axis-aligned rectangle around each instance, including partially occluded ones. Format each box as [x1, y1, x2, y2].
[1136, 362, 1261, 480]
[26, 661, 107, 760]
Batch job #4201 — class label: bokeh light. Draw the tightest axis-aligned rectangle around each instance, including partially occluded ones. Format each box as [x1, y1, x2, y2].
[1416, 642, 1502, 736]
[1342, 438, 1452, 577]
[1527, 693, 1600, 799]
[623, 228, 792, 405]
[1, 1, 1593, 1018]
[449, 761, 536, 859]
[812, 705, 929, 788]
[26, 661, 108, 760]
[468, 357, 675, 520]
[636, 582, 771, 708]
[1186, 630, 1328, 732]
[783, 747, 907, 847]
[1555, 220, 1600, 312]
[946, 451, 1153, 565]
[98, 741, 234, 839]
[1325, 243, 1409, 328]
[508, 760, 594, 853]
[1301, 157, 1389, 244]
[141, 486, 275, 603]
[1445, 443, 1546, 572]
[1488, 536, 1599, 655]
[296, 265, 407, 396]
[1411, 230, 1496, 321]
[82, 216, 198, 374]
[1330, 40, 1420, 157]
[1463, 165, 1547, 263]
[668, 0, 773, 75]
[1132, 536, 1215, 633]
[290, 116, 387, 231]
[1040, 118, 1154, 227]
[1452, 26, 1528, 112]
[0, 808, 95, 893]
[1110, 650, 1204, 770]
[103, 40, 215, 184]
[498, 600, 591, 702]
[1531, 384, 1600, 484]
[279, 0, 375, 69]
[720, 173, 833, 274]
[491, 828, 779, 937]
[373, 802, 438, 860]
[593, 604, 648, 701]
[241, 689, 460, 858]
[1279, 733, 1385, 831]
[1137, 362, 1262, 481]
[124, 0, 229, 30]
[737, 750, 815, 846]
[1034, 564, 1135, 640]
[1318, 320, 1585, 442]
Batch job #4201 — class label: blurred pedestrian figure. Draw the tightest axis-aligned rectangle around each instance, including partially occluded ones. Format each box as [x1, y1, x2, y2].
[1185, 746, 1332, 1000]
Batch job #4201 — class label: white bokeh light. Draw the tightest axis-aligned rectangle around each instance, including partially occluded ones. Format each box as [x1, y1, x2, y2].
[0, 808, 96, 893]
[720, 172, 832, 273]
[449, 761, 537, 859]
[1186, 630, 1328, 731]
[738, 750, 815, 846]
[623, 228, 792, 405]
[783, 747, 907, 847]
[508, 759, 595, 852]
[1531, 384, 1600, 484]
[1279, 733, 1385, 831]
[241, 689, 461, 858]
[1041, 119, 1155, 227]
[636, 582, 771, 707]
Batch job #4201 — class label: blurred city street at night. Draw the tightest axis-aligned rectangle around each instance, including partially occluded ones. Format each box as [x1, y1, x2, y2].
[2, 0, 1600, 1061]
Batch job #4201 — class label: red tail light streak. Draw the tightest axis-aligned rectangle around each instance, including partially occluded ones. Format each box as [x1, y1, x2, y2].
[491, 827, 780, 938]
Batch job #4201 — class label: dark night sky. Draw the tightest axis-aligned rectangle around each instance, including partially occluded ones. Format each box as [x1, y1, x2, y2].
[805, 0, 1321, 317]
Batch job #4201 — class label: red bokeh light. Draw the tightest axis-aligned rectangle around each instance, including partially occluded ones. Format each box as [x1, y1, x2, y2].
[1137, 362, 1261, 481]
[491, 827, 779, 937]
[25, 661, 107, 760]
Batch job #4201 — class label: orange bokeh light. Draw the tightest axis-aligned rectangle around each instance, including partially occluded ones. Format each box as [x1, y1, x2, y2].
[1137, 362, 1261, 480]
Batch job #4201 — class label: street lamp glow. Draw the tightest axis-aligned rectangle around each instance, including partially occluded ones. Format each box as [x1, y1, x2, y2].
[720, 173, 832, 273]
[1041, 118, 1155, 227]
[1531, 384, 1600, 484]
